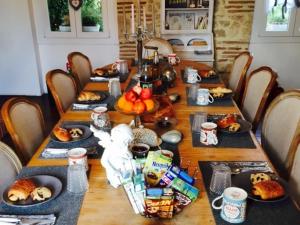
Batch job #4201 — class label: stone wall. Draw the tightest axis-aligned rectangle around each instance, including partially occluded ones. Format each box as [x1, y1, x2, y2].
[116, 0, 255, 73]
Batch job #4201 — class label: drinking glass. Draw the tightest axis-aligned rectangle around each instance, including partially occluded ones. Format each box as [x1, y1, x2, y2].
[188, 83, 199, 101]
[192, 112, 207, 132]
[209, 165, 231, 195]
[109, 79, 122, 98]
[67, 164, 89, 194]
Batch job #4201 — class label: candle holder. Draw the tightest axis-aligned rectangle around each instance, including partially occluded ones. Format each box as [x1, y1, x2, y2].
[122, 1, 155, 75]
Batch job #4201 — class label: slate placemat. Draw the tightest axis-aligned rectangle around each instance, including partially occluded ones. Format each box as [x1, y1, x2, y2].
[71, 91, 116, 111]
[181, 70, 222, 84]
[0, 166, 84, 225]
[189, 115, 256, 149]
[90, 71, 130, 83]
[198, 161, 300, 225]
[39, 121, 104, 159]
[186, 88, 234, 107]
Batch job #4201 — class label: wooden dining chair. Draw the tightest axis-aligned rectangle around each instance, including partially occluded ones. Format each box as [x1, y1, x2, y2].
[240, 66, 278, 132]
[262, 90, 300, 179]
[0, 141, 22, 200]
[1, 98, 46, 164]
[68, 52, 93, 90]
[289, 141, 300, 209]
[227, 51, 253, 103]
[46, 69, 78, 117]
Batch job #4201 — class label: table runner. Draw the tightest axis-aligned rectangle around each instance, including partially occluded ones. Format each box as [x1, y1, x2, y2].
[90, 71, 130, 83]
[39, 121, 104, 159]
[189, 115, 256, 149]
[186, 88, 234, 107]
[0, 166, 84, 225]
[71, 91, 116, 111]
[198, 161, 300, 225]
[181, 70, 222, 84]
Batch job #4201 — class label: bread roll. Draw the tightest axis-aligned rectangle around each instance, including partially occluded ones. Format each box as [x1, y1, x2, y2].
[53, 127, 71, 142]
[252, 180, 285, 200]
[77, 91, 101, 102]
[31, 187, 52, 201]
[8, 179, 36, 201]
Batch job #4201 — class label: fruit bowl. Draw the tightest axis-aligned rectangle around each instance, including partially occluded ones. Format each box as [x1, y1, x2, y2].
[114, 98, 159, 116]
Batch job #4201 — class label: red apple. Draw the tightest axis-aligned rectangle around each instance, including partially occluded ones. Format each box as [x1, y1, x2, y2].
[125, 90, 138, 102]
[140, 88, 152, 100]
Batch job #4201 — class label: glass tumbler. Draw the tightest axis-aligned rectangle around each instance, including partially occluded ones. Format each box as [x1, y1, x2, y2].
[109, 78, 122, 98]
[188, 83, 199, 101]
[209, 164, 231, 195]
[192, 112, 207, 132]
[67, 164, 89, 194]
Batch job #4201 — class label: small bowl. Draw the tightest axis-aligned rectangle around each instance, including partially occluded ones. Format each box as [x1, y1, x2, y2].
[130, 143, 150, 159]
[155, 149, 174, 159]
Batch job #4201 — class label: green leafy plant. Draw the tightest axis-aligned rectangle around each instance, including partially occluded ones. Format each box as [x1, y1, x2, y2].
[81, 0, 102, 27]
[267, 4, 288, 24]
[47, 0, 69, 31]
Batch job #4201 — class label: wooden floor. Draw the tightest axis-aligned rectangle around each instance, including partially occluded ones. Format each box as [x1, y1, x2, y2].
[0, 94, 60, 148]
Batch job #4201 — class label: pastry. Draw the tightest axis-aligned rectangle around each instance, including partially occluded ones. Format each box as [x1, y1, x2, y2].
[53, 127, 71, 142]
[250, 173, 271, 184]
[228, 123, 241, 132]
[8, 179, 36, 201]
[31, 187, 52, 201]
[209, 87, 232, 94]
[212, 92, 224, 98]
[77, 91, 101, 102]
[217, 114, 237, 129]
[69, 128, 83, 139]
[94, 68, 105, 76]
[252, 180, 285, 200]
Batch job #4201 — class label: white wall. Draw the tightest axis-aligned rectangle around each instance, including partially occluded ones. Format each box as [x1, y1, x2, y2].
[0, 0, 41, 95]
[249, 1, 300, 90]
[32, 0, 120, 93]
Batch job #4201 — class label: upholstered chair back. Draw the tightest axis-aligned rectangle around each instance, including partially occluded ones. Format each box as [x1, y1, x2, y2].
[0, 141, 22, 200]
[289, 143, 300, 208]
[68, 52, 92, 90]
[241, 67, 277, 131]
[228, 52, 253, 102]
[262, 90, 300, 178]
[1, 98, 46, 164]
[46, 69, 77, 117]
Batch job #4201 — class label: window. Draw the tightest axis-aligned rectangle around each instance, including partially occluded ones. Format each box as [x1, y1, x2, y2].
[260, 0, 300, 36]
[36, 0, 109, 39]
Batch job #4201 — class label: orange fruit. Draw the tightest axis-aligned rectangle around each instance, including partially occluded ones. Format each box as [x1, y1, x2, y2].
[132, 100, 146, 114]
[143, 99, 155, 111]
[118, 95, 133, 112]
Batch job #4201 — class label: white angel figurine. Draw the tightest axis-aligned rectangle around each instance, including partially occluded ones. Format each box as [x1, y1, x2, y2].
[91, 124, 135, 188]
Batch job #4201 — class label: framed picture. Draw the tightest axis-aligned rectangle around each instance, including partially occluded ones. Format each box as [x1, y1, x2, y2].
[167, 12, 195, 30]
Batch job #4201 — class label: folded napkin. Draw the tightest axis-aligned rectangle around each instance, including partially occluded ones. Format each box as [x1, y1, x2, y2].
[72, 103, 107, 110]
[41, 148, 68, 158]
[90, 77, 109, 82]
[0, 214, 56, 225]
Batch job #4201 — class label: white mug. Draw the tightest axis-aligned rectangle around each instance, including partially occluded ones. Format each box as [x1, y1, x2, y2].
[91, 106, 111, 129]
[68, 148, 88, 171]
[112, 59, 128, 73]
[200, 122, 218, 145]
[168, 53, 180, 65]
[212, 187, 248, 224]
[196, 88, 214, 105]
[187, 69, 201, 83]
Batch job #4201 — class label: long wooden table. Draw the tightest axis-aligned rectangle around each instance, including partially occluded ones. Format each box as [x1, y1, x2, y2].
[28, 60, 270, 225]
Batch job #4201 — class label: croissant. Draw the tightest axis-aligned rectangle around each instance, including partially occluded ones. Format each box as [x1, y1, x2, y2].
[77, 91, 101, 102]
[252, 180, 285, 200]
[8, 179, 36, 201]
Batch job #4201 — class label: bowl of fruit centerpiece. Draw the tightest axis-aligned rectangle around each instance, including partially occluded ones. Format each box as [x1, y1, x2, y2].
[115, 84, 159, 125]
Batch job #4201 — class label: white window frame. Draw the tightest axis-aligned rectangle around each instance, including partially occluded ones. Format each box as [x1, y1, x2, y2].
[251, 0, 300, 43]
[260, 0, 297, 37]
[31, 0, 110, 42]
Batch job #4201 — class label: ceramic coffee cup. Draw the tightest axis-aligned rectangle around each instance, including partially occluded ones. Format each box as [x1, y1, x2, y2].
[196, 88, 214, 105]
[168, 53, 180, 65]
[91, 106, 111, 130]
[212, 187, 248, 224]
[187, 69, 201, 84]
[200, 122, 218, 145]
[68, 148, 88, 171]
